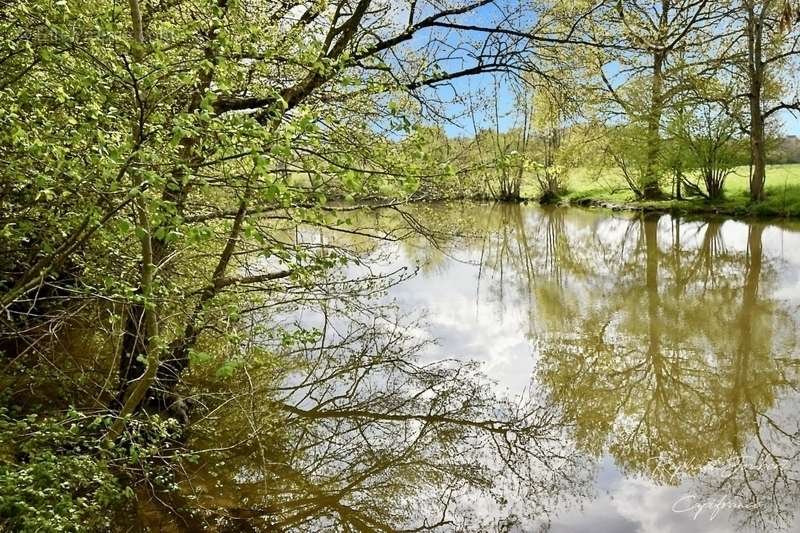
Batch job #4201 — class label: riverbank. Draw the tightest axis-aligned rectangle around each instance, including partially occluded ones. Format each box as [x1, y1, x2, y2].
[558, 192, 800, 219]
[540, 164, 800, 219]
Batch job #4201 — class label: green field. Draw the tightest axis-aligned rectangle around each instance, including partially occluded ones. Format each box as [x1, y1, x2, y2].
[527, 164, 800, 218]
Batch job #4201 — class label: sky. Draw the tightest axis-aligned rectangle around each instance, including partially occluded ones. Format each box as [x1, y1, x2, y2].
[431, 74, 800, 138]
[782, 111, 800, 136]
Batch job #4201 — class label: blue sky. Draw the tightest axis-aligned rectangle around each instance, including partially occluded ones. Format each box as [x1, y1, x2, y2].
[431, 74, 800, 138]
[782, 112, 800, 136]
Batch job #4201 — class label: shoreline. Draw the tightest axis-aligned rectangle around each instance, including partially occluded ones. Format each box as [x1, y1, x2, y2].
[544, 195, 800, 221]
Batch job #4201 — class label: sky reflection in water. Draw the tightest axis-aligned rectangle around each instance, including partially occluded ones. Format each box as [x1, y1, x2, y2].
[382, 203, 800, 532]
[170, 203, 800, 532]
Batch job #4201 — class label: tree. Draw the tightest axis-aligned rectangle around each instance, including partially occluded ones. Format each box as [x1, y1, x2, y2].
[467, 78, 529, 201]
[0, 1, 612, 527]
[733, 0, 800, 200]
[0, 0, 593, 432]
[529, 85, 570, 200]
[666, 101, 749, 199]
[589, 0, 726, 199]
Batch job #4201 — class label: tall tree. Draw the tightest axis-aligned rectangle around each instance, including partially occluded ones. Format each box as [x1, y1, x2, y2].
[590, 0, 727, 198]
[735, 0, 800, 200]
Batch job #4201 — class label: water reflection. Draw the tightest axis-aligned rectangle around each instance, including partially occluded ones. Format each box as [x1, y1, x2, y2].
[391, 204, 800, 531]
[150, 204, 800, 532]
[152, 296, 591, 531]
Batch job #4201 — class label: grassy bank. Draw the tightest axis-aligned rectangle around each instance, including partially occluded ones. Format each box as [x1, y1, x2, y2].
[526, 164, 800, 218]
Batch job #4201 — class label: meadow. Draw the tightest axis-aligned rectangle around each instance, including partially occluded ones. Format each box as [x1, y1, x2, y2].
[532, 163, 800, 218]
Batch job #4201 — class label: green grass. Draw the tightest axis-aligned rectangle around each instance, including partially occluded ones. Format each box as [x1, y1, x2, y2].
[524, 164, 800, 218]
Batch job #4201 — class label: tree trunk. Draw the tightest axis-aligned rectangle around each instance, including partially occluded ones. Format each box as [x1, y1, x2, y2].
[644, 214, 661, 358]
[114, 0, 232, 415]
[642, 49, 666, 200]
[749, 105, 767, 202]
[747, 0, 767, 202]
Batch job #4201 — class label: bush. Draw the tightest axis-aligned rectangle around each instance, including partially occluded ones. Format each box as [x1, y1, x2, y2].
[0, 408, 176, 532]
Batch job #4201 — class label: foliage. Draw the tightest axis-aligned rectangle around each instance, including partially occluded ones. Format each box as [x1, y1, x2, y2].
[0, 410, 114, 532]
[0, 406, 192, 532]
[528, 87, 568, 200]
[0, 0, 600, 527]
[604, 122, 669, 198]
[665, 103, 749, 199]
[771, 135, 800, 164]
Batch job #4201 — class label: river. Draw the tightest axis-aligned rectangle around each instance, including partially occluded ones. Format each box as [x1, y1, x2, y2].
[144, 203, 800, 532]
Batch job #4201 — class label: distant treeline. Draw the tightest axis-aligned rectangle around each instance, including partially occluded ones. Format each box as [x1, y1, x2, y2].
[771, 136, 800, 164]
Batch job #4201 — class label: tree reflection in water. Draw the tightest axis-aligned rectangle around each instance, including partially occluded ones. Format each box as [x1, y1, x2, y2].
[143, 268, 592, 532]
[140, 204, 800, 531]
[456, 205, 800, 531]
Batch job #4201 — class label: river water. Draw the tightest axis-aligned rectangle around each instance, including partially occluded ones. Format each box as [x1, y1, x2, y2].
[384, 204, 800, 532]
[157, 203, 800, 532]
